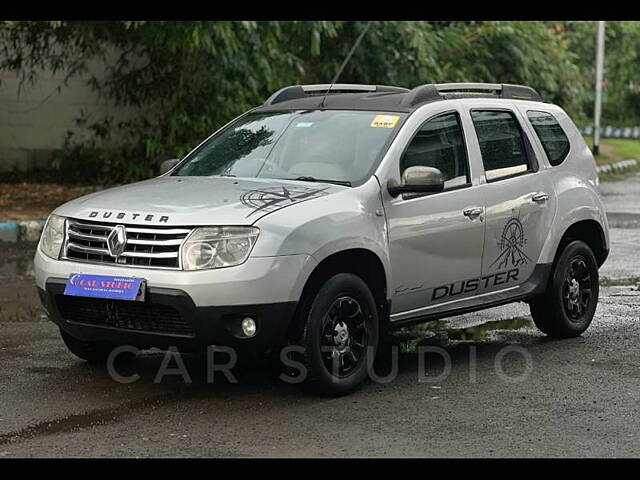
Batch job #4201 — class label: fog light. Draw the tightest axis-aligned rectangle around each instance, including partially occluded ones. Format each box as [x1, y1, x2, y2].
[241, 317, 257, 337]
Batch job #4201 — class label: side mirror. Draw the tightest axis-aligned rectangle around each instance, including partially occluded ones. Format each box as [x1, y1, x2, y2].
[159, 158, 180, 175]
[387, 166, 445, 198]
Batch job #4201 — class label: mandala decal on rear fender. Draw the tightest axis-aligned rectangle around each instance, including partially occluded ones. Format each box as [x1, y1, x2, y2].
[490, 215, 532, 269]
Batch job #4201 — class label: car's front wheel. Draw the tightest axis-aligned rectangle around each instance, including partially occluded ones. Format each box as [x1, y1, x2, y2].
[530, 240, 599, 338]
[60, 330, 120, 363]
[298, 273, 379, 396]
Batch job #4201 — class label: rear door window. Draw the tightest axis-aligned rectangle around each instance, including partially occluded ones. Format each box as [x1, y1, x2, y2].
[470, 110, 533, 181]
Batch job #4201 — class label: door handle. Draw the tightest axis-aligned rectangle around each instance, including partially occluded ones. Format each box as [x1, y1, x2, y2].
[463, 207, 483, 219]
[532, 192, 549, 203]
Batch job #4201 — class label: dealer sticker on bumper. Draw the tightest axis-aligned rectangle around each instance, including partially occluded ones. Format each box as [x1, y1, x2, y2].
[64, 273, 146, 301]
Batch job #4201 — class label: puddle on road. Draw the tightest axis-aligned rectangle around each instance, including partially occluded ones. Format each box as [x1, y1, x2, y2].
[0, 288, 44, 323]
[0, 390, 200, 447]
[0, 243, 43, 323]
[0, 242, 36, 281]
[0, 352, 292, 447]
[396, 316, 535, 352]
[600, 277, 640, 288]
[604, 212, 640, 229]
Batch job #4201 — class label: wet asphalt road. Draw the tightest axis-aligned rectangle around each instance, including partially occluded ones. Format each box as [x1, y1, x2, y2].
[1, 176, 640, 457]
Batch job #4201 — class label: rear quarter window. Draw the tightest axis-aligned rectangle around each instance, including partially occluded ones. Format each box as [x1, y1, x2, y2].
[526, 110, 570, 166]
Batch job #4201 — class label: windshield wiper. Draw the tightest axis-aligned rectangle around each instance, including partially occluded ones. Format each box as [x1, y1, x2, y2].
[293, 176, 352, 187]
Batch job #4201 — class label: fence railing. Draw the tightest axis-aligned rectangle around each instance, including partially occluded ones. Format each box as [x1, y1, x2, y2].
[595, 159, 638, 174]
[580, 126, 640, 139]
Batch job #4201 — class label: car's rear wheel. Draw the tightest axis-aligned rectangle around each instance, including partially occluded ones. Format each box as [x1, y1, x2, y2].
[298, 273, 378, 396]
[530, 240, 599, 338]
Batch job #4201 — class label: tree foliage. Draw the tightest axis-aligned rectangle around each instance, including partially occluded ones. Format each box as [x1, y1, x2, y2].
[565, 21, 640, 126]
[0, 20, 632, 183]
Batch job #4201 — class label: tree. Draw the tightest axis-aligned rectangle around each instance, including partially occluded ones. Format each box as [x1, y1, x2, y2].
[0, 20, 590, 183]
[564, 21, 640, 126]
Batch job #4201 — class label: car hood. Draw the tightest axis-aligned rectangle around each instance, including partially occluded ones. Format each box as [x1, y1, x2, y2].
[54, 176, 345, 226]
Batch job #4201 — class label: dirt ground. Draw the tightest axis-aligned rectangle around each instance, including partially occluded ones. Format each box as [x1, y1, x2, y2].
[598, 143, 615, 159]
[0, 183, 106, 221]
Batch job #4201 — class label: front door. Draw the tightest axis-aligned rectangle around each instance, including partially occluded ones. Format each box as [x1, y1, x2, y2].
[383, 110, 485, 315]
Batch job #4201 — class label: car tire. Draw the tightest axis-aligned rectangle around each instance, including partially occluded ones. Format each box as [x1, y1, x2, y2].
[530, 240, 599, 338]
[60, 329, 120, 363]
[298, 273, 379, 396]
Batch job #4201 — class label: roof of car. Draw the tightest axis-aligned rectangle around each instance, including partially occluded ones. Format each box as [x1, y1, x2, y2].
[253, 83, 544, 114]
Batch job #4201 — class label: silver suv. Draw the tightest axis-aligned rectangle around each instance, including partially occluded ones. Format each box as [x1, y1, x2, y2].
[35, 83, 610, 395]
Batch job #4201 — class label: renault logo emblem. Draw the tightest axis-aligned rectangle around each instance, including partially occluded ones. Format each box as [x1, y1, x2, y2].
[107, 225, 127, 257]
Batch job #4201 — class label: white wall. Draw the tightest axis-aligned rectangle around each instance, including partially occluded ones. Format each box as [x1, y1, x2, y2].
[0, 59, 133, 172]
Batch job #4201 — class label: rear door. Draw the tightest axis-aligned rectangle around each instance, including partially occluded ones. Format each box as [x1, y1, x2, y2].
[468, 106, 557, 291]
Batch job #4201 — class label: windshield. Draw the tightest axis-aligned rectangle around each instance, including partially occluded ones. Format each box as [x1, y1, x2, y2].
[172, 110, 405, 184]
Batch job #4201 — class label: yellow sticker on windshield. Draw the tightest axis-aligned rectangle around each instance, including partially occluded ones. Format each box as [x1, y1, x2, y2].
[371, 114, 400, 129]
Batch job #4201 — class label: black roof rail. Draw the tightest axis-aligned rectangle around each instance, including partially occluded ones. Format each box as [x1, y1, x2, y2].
[399, 84, 440, 108]
[264, 84, 409, 105]
[402, 82, 542, 108]
[497, 84, 542, 101]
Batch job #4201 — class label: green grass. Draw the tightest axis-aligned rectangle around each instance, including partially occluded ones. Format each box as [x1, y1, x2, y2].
[581, 135, 640, 165]
[600, 276, 640, 288]
[580, 136, 640, 180]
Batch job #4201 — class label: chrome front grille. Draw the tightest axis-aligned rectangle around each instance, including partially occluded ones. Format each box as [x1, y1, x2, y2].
[62, 219, 191, 269]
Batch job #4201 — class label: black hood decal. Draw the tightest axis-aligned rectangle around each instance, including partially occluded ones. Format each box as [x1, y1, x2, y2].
[239, 185, 330, 218]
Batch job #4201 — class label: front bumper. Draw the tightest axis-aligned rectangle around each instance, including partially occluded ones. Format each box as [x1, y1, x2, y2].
[40, 279, 297, 351]
[34, 249, 317, 350]
[34, 248, 316, 306]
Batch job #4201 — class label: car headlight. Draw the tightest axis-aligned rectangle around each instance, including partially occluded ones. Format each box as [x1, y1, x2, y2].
[39, 214, 66, 259]
[182, 226, 259, 270]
